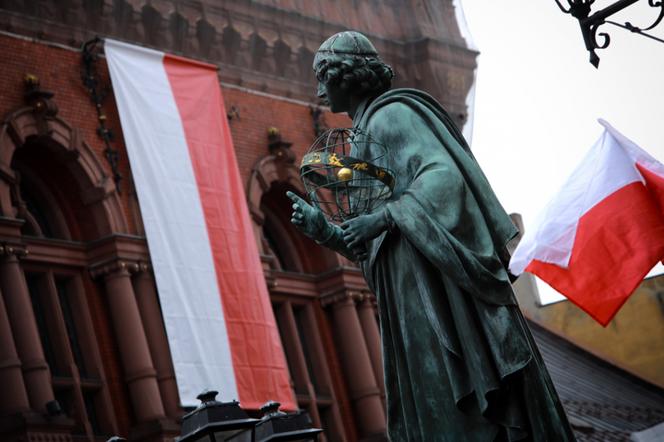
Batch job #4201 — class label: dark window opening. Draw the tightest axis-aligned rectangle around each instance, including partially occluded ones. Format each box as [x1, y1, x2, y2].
[83, 389, 102, 436]
[24, 270, 107, 437]
[294, 305, 320, 391]
[263, 220, 298, 272]
[20, 186, 55, 238]
[26, 273, 61, 374]
[56, 277, 88, 377]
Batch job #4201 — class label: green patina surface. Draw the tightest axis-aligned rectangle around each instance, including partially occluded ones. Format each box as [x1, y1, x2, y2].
[289, 31, 576, 441]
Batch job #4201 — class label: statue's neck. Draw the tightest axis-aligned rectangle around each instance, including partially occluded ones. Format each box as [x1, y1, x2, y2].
[349, 96, 371, 123]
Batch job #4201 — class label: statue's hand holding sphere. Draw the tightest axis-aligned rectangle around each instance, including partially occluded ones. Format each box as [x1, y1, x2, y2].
[341, 210, 387, 260]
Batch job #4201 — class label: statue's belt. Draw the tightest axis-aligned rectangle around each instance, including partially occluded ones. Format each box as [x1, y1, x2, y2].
[300, 152, 395, 190]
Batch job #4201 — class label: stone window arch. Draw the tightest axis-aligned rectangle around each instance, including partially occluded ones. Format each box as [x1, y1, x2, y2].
[0, 99, 132, 438]
[0, 108, 128, 237]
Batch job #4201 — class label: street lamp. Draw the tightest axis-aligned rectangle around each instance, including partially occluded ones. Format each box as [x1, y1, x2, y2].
[177, 390, 259, 442]
[253, 401, 322, 442]
[554, 0, 664, 67]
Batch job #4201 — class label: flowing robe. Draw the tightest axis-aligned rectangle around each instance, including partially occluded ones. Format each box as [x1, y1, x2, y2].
[347, 89, 575, 441]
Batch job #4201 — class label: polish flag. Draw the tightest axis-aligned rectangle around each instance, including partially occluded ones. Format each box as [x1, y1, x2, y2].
[510, 120, 664, 326]
[105, 39, 295, 408]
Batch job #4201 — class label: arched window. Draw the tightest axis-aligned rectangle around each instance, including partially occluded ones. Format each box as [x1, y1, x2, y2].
[9, 136, 118, 438]
[0, 94, 177, 441]
[13, 138, 72, 240]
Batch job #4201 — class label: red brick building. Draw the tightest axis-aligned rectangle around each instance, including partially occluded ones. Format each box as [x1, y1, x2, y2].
[0, 1, 476, 441]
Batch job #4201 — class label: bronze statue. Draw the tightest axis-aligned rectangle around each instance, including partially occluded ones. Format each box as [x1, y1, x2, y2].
[288, 31, 575, 441]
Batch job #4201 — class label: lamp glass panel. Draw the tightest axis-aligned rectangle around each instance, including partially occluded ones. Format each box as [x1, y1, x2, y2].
[214, 429, 246, 441]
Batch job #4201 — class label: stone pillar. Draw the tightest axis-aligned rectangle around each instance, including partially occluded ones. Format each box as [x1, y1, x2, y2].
[357, 295, 385, 404]
[0, 247, 54, 412]
[0, 283, 30, 413]
[276, 301, 323, 428]
[132, 264, 181, 419]
[94, 261, 166, 422]
[324, 292, 386, 438]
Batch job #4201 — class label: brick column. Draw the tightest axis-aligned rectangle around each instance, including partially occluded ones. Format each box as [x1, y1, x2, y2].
[357, 295, 385, 404]
[132, 264, 180, 419]
[0, 282, 30, 413]
[0, 246, 54, 412]
[93, 261, 165, 422]
[323, 291, 386, 438]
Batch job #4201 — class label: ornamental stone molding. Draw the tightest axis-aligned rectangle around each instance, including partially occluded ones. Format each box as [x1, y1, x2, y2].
[0, 242, 29, 259]
[89, 258, 141, 279]
[320, 288, 375, 308]
[87, 234, 153, 278]
[0, 78, 129, 237]
[0, 0, 477, 124]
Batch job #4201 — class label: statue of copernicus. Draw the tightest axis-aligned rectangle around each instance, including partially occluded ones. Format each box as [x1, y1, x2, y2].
[288, 31, 576, 441]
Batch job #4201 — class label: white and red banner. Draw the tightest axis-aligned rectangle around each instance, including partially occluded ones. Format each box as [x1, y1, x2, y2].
[510, 120, 664, 326]
[105, 39, 295, 408]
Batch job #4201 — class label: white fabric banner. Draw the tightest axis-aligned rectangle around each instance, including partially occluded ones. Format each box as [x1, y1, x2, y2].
[105, 39, 238, 405]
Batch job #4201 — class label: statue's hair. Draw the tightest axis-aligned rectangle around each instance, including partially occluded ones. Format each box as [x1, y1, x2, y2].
[314, 54, 394, 97]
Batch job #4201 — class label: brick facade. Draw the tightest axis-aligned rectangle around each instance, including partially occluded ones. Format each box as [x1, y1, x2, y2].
[0, 30, 381, 441]
[0, 1, 478, 440]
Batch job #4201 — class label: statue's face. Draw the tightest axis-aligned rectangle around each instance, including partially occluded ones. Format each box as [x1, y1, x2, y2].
[317, 80, 350, 114]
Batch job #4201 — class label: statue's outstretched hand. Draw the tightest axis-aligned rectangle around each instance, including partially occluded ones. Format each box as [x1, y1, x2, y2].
[287, 191, 330, 242]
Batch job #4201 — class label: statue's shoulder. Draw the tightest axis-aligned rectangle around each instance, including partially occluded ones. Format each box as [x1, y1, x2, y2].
[362, 101, 413, 145]
[367, 100, 410, 124]
[365, 88, 443, 121]
[362, 89, 413, 121]
[363, 88, 439, 134]
[369, 88, 441, 109]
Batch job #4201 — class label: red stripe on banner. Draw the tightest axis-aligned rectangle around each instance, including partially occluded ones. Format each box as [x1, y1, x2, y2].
[163, 55, 296, 410]
[526, 181, 664, 326]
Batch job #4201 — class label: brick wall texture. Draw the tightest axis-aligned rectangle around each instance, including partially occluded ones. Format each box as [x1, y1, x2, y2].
[0, 31, 350, 434]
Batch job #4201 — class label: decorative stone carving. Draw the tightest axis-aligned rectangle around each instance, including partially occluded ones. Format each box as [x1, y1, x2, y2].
[170, 10, 190, 53]
[23, 74, 58, 137]
[0, 0, 477, 113]
[141, 3, 168, 47]
[0, 77, 129, 234]
[89, 258, 141, 279]
[196, 18, 216, 58]
[266, 127, 294, 164]
[0, 242, 29, 259]
[319, 289, 373, 308]
[222, 25, 242, 65]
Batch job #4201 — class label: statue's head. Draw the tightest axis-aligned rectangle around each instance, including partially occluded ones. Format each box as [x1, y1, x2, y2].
[313, 31, 394, 113]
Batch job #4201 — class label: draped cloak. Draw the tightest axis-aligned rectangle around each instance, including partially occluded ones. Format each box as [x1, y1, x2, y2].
[350, 89, 575, 441]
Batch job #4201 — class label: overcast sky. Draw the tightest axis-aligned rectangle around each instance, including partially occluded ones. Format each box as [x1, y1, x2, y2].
[458, 0, 664, 303]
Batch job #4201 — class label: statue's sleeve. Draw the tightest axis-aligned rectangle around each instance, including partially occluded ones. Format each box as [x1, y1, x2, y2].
[368, 103, 514, 304]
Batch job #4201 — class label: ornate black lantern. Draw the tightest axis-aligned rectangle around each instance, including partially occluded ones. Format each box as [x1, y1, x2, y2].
[177, 390, 259, 442]
[554, 0, 664, 67]
[253, 401, 322, 442]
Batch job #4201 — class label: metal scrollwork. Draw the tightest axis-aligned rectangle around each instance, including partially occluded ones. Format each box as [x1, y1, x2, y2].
[555, 0, 664, 67]
[81, 37, 123, 192]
